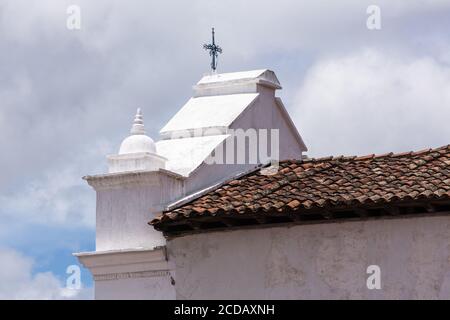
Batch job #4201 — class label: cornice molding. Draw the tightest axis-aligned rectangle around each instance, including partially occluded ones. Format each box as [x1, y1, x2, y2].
[94, 270, 171, 281]
[74, 247, 171, 281]
[83, 170, 184, 190]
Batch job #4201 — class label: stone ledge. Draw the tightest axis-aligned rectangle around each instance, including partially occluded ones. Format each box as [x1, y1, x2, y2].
[74, 247, 171, 280]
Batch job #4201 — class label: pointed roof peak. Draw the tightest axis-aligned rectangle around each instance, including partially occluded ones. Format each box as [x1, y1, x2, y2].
[117, 107, 158, 157]
[131, 108, 145, 135]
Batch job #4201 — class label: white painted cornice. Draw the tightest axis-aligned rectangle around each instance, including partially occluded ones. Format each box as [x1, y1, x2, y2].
[83, 169, 184, 190]
[74, 247, 170, 281]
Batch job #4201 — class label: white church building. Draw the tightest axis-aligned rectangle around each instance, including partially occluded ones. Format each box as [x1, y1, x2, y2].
[75, 69, 450, 299]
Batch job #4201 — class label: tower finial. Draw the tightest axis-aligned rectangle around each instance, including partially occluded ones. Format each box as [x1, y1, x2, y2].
[203, 27, 222, 72]
[130, 108, 145, 135]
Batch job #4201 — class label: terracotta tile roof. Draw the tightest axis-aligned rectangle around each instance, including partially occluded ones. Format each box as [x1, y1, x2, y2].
[151, 145, 450, 235]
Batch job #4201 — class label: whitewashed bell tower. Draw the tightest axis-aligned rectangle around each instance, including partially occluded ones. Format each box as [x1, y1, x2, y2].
[75, 109, 183, 299]
[88, 108, 181, 251]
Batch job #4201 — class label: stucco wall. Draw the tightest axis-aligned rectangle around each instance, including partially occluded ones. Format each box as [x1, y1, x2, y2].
[231, 85, 305, 160]
[168, 214, 450, 299]
[95, 273, 176, 300]
[94, 172, 184, 251]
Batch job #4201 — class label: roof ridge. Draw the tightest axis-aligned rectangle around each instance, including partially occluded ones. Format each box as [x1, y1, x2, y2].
[286, 143, 450, 164]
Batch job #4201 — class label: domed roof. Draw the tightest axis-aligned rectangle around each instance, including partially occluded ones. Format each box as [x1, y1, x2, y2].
[118, 108, 157, 155]
[119, 134, 156, 155]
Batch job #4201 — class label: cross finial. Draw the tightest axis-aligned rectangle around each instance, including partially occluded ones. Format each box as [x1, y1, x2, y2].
[203, 27, 222, 72]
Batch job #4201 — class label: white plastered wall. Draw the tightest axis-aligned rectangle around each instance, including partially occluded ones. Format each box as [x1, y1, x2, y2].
[168, 214, 450, 299]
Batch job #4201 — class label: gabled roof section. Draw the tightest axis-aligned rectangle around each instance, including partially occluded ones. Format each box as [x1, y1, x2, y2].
[156, 69, 305, 180]
[159, 93, 259, 139]
[151, 145, 450, 236]
[156, 135, 229, 176]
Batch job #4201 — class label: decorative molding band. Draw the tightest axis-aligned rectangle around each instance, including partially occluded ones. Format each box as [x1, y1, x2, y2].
[83, 169, 184, 190]
[94, 270, 171, 281]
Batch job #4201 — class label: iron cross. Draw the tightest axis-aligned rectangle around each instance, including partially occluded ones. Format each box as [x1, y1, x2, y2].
[203, 27, 222, 72]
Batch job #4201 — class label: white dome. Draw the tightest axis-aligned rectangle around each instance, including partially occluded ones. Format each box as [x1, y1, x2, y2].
[119, 134, 156, 155]
[118, 108, 157, 155]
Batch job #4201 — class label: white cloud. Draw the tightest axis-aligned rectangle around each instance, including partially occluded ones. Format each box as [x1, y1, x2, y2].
[0, 247, 92, 299]
[0, 141, 112, 228]
[0, 166, 94, 227]
[292, 48, 450, 157]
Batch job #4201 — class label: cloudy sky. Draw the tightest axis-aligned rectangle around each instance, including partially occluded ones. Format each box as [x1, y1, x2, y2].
[0, 0, 449, 299]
